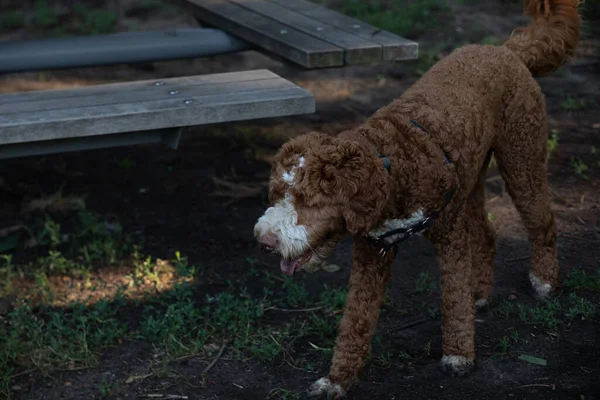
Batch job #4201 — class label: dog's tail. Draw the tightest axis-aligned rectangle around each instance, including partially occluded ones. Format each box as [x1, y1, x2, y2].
[503, 0, 581, 76]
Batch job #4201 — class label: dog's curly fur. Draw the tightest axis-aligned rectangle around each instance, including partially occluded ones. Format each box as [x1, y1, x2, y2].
[254, 0, 581, 397]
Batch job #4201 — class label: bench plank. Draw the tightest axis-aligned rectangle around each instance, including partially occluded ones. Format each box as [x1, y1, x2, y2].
[227, 0, 381, 64]
[0, 70, 315, 146]
[0, 77, 301, 114]
[269, 0, 418, 61]
[175, 0, 343, 68]
[0, 69, 277, 105]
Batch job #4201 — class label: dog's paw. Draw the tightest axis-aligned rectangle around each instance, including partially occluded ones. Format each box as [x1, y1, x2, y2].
[308, 377, 345, 399]
[439, 355, 475, 377]
[529, 273, 553, 300]
[475, 298, 489, 311]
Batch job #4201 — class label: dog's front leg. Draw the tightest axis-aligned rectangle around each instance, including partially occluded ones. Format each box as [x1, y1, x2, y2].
[429, 212, 476, 376]
[308, 238, 395, 399]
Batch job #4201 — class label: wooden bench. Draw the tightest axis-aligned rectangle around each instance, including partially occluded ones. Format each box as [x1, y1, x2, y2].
[0, 70, 314, 160]
[177, 0, 418, 68]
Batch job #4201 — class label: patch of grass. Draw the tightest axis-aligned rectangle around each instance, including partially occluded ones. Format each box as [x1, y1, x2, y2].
[72, 6, 118, 35]
[0, 10, 25, 32]
[480, 36, 502, 46]
[496, 335, 511, 355]
[547, 130, 559, 159]
[267, 388, 301, 400]
[561, 95, 588, 111]
[416, 271, 436, 295]
[282, 278, 311, 308]
[34, 0, 58, 27]
[517, 300, 561, 331]
[565, 293, 596, 321]
[570, 157, 590, 180]
[1, 298, 126, 396]
[337, 0, 451, 38]
[564, 268, 600, 291]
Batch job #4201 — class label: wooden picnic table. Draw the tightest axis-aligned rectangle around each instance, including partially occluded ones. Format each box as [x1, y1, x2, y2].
[0, 0, 418, 159]
[177, 0, 418, 68]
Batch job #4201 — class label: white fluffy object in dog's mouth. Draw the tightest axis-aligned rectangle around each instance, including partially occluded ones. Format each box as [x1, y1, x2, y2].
[280, 251, 312, 276]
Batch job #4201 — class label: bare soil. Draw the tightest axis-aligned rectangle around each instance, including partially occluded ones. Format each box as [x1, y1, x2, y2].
[0, 1, 599, 399]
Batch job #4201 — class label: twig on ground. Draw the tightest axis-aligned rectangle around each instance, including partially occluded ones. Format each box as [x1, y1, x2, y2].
[389, 317, 430, 332]
[202, 341, 228, 375]
[209, 176, 267, 205]
[518, 383, 556, 390]
[506, 255, 530, 263]
[144, 395, 189, 399]
[486, 196, 500, 204]
[264, 306, 324, 313]
[0, 224, 25, 238]
[559, 234, 597, 243]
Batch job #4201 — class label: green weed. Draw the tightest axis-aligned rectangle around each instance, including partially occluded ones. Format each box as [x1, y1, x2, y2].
[517, 300, 561, 330]
[565, 293, 596, 320]
[1, 298, 126, 396]
[0, 10, 25, 32]
[564, 268, 600, 291]
[561, 95, 587, 111]
[570, 157, 590, 180]
[338, 0, 451, 38]
[547, 130, 559, 158]
[416, 271, 436, 295]
[267, 388, 301, 399]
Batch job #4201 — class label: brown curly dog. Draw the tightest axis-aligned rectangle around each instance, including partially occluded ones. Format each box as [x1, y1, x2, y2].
[253, 0, 581, 397]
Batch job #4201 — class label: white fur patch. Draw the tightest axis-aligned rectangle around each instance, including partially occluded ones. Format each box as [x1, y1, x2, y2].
[529, 272, 552, 298]
[254, 155, 309, 259]
[440, 354, 472, 372]
[308, 377, 345, 398]
[475, 298, 489, 308]
[367, 209, 425, 243]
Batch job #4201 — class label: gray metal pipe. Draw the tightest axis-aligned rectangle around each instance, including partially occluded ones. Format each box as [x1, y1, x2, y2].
[0, 28, 252, 73]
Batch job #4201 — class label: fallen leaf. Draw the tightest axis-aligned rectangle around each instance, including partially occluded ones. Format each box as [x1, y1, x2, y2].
[321, 264, 341, 273]
[126, 373, 153, 384]
[518, 354, 547, 366]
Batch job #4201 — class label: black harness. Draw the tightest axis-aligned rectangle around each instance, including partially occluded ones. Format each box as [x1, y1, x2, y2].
[365, 119, 456, 254]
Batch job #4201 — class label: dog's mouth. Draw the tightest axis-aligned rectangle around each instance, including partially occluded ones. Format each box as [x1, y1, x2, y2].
[280, 250, 313, 276]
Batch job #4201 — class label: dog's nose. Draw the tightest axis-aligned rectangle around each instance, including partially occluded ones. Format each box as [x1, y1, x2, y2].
[257, 233, 278, 254]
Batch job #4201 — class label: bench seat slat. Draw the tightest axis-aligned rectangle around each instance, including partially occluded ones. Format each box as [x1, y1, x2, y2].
[0, 69, 279, 106]
[176, 0, 344, 68]
[0, 70, 315, 146]
[268, 0, 418, 61]
[227, 0, 382, 64]
[1, 77, 300, 114]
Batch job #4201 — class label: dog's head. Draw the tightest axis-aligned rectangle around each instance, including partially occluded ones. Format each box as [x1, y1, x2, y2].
[253, 132, 390, 276]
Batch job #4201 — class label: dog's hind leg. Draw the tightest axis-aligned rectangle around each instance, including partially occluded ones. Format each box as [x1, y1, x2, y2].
[467, 153, 497, 309]
[494, 96, 558, 299]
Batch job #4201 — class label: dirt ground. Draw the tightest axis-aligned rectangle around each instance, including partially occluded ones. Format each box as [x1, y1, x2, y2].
[0, 0, 599, 399]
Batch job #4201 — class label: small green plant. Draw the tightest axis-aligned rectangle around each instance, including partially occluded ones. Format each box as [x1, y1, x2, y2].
[416, 271, 436, 295]
[481, 36, 502, 45]
[282, 278, 311, 308]
[0, 10, 25, 32]
[517, 300, 561, 330]
[570, 157, 590, 180]
[34, 0, 59, 27]
[547, 130, 559, 158]
[496, 336, 511, 355]
[338, 0, 451, 38]
[487, 212, 495, 222]
[565, 293, 596, 320]
[561, 95, 587, 111]
[267, 388, 301, 400]
[564, 268, 600, 291]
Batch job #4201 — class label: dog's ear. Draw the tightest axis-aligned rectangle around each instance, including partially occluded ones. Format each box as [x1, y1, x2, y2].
[328, 140, 390, 235]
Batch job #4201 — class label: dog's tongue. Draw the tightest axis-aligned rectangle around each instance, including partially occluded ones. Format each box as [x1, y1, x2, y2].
[280, 258, 300, 276]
